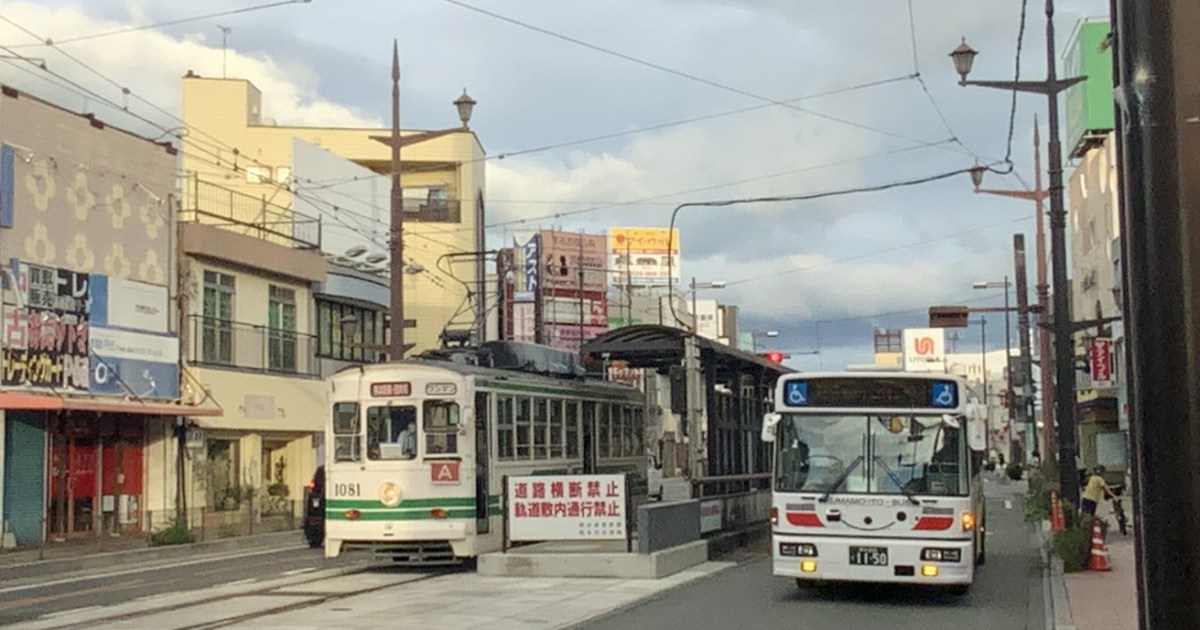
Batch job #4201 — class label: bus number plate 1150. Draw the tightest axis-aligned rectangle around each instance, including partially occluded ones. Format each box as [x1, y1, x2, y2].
[849, 546, 889, 566]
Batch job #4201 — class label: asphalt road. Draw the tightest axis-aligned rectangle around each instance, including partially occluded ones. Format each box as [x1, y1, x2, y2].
[0, 544, 361, 627]
[574, 480, 1045, 630]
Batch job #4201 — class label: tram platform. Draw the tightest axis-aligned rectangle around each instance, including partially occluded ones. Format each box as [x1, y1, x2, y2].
[478, 539, 708, 579]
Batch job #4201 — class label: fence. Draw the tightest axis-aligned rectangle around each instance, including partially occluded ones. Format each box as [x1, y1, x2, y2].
[188, 315, 319, 376]
[180, 173, 322, 249]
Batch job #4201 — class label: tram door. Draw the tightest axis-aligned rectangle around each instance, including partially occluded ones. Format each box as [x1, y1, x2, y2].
[474, 392, 490, 534]
[582, 401, 597, 474]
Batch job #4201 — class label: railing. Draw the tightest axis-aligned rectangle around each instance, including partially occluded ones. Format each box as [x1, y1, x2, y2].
[188, 315, 319, 377]
[179, 173, 322, 249]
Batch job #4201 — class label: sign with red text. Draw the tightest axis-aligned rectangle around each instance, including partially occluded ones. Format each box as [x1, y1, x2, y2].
[1090, 337, 1113, 389]
[506, 474, 627, 541]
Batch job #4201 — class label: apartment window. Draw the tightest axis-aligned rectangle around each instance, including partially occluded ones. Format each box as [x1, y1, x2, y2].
[246, 166, 271, 183]
[201, 271, 235, 364]
[268, 285, 297, 372]
[274, 166, 292, 184]
[317, 299, 384, 362]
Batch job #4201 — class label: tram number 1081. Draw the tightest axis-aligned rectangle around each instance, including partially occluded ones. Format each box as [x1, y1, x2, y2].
[332, 483, 361, 497]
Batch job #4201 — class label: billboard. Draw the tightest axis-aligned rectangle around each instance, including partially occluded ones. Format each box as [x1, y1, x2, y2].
[506, 474, 627, 542]
[1064, 19, 1115, 158]
[1090, 337, 1113, 389]
[512, 302, 536, 343]
[545, 324, 608, 353]
[610, 227, 681, 286]
[539, 230, 608, 293]
[544, 296, 608, 327]
[903, 328, 947, 373]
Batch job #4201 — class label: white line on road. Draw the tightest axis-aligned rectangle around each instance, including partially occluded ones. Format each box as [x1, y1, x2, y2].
[225, 579, 256, 587]
[0, 547, 301, 595]
[280, 568, 316, 577]
[41, 604, 103, 619]
[1005, 499, 1014, 510]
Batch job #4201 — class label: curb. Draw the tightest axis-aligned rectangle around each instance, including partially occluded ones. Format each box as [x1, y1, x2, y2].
[1039, 519, 1077, 630]
[0, 530, 305, 582]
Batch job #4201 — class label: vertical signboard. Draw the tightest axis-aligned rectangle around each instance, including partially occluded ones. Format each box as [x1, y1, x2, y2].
[523, 235, 540, 293]
[3, 262, 92, 392]
[902, 328, 947, 373]
[1090, 337, 1113, 389]
[610, 227, 681, 286]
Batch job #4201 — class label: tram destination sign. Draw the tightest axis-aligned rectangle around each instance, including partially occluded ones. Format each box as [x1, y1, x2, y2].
[506, 474, 627, 542]
[782, 377, 959, 410]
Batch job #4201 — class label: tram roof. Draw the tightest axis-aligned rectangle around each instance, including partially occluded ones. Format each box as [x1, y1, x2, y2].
[581, 324, 794, 375]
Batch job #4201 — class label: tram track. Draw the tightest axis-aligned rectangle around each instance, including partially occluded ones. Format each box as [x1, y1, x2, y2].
[28, 565, 456, 630]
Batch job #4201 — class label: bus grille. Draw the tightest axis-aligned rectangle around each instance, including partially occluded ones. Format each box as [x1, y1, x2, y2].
[343, 541, 460, 566]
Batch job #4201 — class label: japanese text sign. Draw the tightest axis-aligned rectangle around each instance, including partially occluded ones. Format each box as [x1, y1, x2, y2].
[1090, 338, 1113, 389]
[506, 474, 627, 541]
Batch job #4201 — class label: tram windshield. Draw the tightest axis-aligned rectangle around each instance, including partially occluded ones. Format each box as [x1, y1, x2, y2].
[367, 406, 418, 460]
[775, 414, 967, 497]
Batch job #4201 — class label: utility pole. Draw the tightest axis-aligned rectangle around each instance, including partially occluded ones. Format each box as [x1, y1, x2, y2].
[1001, 275, 1016, 461]
[1014, 234, 1036, 459]
[980, 318, 989, 452]
[218, 26, 231, 78]
[388, 40, 406, 361]
[1115, 0, 1200, 625]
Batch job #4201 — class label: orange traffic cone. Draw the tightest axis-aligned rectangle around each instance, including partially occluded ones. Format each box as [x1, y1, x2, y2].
[1050, 491, 1065, 532]
[1088, 519, 1112, 572]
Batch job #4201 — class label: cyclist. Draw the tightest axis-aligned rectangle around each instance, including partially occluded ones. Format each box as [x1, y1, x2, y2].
[1081, 465, 1115, 522]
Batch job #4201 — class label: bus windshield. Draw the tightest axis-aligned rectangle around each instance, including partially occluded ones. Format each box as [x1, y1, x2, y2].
[775, 414, 967, 497]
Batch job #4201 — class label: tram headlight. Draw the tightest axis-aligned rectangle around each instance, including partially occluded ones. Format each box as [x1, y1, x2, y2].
[379, 482, 402, 507]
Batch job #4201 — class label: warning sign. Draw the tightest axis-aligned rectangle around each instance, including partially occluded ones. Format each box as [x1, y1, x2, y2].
[430, 461, 460, 484]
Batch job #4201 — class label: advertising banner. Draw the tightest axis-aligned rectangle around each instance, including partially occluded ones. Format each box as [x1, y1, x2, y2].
[539, 230, 608, 293]
[1090, 337, 1113, 389]
[506, 474, 627, 541]
[544, 296, 608, 327]
[545, 324, 608, 353]
[902, 328, 947, 373]
[88, 326, 180, 400]
[89, 275, 170, 334]
[610, 227, 681, 286]
[512, 302, 536, 343]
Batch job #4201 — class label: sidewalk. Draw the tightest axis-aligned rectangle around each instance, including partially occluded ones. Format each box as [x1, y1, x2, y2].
[1047, 496, 1138, 630]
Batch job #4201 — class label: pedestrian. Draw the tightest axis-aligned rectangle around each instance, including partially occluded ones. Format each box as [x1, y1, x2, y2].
[1081, 465, 1115, 522]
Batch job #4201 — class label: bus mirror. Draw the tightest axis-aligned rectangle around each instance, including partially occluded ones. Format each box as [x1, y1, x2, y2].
[762, 412, 782, 442]
[940, 414, 961, 429]
[961, 413, 987, 452]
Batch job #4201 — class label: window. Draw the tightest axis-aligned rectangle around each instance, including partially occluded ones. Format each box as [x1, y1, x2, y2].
[423, 400, 459, 454]
[621, 406, 635, 457]
[366, 406, 418, 460]
[565, 401, 579, 458]
[533, 398, 548, 459]
[206, 438, 240, 510]
[631, 407, 645, 456]
[597, 403, 611, 459]
[246, 165, 271, 183]
[497, 395, 515, 460]
[316, 298, 384, 362]
[275, 166, 292, 184]
[332, 402, 361, 462]
[515, 397, 531, 459]
[201, 271, 235, 364]
[549, 400, 564, 458]
[268, 285, 297, 372]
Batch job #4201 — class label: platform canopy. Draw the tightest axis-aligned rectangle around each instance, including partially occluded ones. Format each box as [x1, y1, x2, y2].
[581, 324, 793, 374]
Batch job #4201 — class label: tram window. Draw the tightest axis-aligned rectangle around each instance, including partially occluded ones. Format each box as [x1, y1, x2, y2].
[612, 406, 626, 457]
[497, 395, 515, 460]
[565, 401, 580, 458]
[533, 397, 549, 459]
[366, 406, 418, 460]
[516, 397, 531, 459]
[549, 400, 564, 458]
[598, 403, 611, 459]
[622, 406, 635, 457]
[632, 407, 645, 456]
[423, 400, 459, 455]
[332, 402, 360, 462]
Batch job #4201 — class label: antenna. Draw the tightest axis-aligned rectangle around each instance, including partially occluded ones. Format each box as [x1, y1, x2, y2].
[217, 25, 232, 78]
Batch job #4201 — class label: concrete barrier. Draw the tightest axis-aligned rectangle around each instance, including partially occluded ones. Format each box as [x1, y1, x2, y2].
[478, 539, 708, 579]
[637, 500, 700, 554]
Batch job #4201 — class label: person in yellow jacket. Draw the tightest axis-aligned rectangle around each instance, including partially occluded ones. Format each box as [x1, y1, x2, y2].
[1081, 465, 1114, 520]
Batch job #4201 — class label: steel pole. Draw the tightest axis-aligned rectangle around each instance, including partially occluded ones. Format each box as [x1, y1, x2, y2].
[388, 41, 406, 360]
[1003, 276, 1016, 461]
[1043, 0, 1080, 508]
[1014, 234, 1037, 459]
[981, 318, 989, 454]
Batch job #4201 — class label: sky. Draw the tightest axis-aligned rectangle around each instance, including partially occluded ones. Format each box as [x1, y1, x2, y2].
[0, 0, 1110, 370]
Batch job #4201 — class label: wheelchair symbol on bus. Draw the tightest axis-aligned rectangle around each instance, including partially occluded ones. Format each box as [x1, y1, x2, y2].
[931, 383, 957, 408]
[785, 382, 808, 406]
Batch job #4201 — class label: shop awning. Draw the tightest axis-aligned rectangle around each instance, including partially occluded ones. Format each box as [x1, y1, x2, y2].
[0, 392, 224, 417]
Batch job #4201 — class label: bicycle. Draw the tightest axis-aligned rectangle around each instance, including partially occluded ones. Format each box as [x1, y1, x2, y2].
[1109, 485, 1129, 536]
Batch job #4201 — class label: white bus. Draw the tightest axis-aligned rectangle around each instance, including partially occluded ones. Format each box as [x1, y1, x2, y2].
[322, 342, 650, 565]
[761, 372, 987, 594]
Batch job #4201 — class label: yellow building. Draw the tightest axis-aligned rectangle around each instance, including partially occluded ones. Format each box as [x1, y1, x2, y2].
[179, 73, 487, 354]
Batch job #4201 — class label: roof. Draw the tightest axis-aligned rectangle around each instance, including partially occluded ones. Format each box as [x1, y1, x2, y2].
[581, 325, 794, 374]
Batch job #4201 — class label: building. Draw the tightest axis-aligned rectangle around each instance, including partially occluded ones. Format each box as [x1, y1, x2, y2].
[179, 74, 486, 355]
[0, 85, 219, 548]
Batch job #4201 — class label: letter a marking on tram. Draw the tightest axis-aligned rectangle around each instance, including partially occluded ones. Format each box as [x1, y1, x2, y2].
[431, 461, 460, 483]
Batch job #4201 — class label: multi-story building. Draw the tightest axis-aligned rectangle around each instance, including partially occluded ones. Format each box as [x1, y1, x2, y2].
[0, 85, 219, 548]
[179, 73, 486, 354]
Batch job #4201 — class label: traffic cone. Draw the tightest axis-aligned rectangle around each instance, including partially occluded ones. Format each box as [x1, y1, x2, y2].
[1088, 519, 1112, 572]
[1050, 491, 1065, 532]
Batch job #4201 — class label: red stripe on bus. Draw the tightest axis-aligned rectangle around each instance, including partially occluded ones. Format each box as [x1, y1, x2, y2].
[786, 512, 824, 527]
[913, 516, 954, 530]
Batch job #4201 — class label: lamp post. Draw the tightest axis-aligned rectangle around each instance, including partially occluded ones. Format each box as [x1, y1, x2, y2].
[688, 278, 725, 335]
[974, 279, 1016, 462]
[950, 3, 1086, 507]
[751, 330, 779, 353]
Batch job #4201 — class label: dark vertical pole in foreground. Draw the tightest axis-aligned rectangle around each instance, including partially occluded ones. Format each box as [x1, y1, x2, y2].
[1014, 234, 1036, 456]
[388, 41, 406, 361]
[1117, 0, 1200, 626]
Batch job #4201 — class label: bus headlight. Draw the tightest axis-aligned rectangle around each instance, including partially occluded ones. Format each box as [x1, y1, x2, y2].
[379, 482, 402, 507]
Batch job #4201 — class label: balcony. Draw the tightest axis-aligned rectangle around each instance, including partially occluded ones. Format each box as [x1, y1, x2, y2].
[189, 316, 319, 377]
[179, 173, 322, 249]
[400, 198, 462, 223]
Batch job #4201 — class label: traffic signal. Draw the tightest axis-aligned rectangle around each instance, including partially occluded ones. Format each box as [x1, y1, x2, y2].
[761, 351, 788, 364]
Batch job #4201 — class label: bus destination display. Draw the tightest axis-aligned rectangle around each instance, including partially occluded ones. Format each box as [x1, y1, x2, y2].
[783, 377, 958, 410]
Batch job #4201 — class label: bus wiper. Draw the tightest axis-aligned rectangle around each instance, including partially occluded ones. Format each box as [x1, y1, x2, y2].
[874, 457, 920, 505]
[818, 455, 864, 503]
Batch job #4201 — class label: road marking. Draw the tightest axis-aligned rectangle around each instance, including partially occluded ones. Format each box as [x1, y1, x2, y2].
[0, 579, 144, 611]
[42, 604, 103, 619]
[226, 579, 256, 587]
[0, 547, 300, 594]
[281, 568, 317, 577]
[1004, 499, 1013, 510]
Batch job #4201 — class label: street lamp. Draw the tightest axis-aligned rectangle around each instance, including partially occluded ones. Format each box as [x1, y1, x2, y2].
[950, 2, 1087, 507]
[453, 89, 477, 129]
[974, 279, 1015, 462]
[688, 278, 725, 335]
[751, 330, 778, 353]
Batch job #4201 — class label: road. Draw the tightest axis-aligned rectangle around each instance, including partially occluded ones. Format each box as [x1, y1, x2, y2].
[0, 544, 361, 627]
[573, 480, 1045, 630]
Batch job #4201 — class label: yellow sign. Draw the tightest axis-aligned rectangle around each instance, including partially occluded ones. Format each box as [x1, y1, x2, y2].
[609, 228, 681, 254]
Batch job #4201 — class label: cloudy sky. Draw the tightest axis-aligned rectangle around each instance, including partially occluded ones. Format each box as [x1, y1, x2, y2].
[0, 0, 1109, 369]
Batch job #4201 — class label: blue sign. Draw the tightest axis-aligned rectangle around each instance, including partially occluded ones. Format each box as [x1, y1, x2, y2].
[88, 326, 180, 400]
[931, 381, 958, 408]
[524, 234, 540, 292]
[784, 381, 808, 406]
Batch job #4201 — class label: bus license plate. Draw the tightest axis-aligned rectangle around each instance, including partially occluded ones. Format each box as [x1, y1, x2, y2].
[849, 546, 889, 566]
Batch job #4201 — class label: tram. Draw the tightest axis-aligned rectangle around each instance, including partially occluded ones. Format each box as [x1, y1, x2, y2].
[322, 341, 650, 564]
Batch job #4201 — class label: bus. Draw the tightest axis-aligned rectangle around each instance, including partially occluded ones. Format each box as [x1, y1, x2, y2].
[322, 341, 651, 565]
[761, 371, 988, 594]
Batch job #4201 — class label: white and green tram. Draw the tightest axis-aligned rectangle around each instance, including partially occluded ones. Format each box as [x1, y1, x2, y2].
[323, 342, 650, 564]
